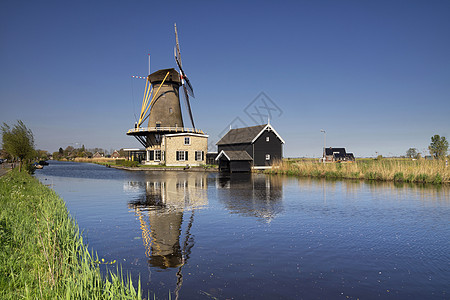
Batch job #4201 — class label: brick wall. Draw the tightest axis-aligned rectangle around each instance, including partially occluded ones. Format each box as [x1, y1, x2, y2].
[164, 134, 208, 166]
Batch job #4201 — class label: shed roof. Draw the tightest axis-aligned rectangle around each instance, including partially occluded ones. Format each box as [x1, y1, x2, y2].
[216, 125, 266, 145]
[216, 124, 285, 145]
[215, 150, 253, 161]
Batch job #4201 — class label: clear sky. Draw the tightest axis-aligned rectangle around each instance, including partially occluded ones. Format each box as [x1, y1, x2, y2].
[1, 0, 449, 157]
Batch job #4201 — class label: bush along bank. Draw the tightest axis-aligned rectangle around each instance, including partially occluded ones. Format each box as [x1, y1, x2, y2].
[0, 170, 142, 299]
[266, 159, 449, 185]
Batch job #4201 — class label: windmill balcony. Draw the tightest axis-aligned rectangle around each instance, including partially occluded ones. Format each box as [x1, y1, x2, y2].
[127, 126, 205, 136]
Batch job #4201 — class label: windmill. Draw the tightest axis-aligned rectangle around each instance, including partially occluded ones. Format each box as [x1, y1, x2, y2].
[127, 24, 201, 148]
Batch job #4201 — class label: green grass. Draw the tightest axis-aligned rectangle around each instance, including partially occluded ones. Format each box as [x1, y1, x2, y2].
[0, 170, 142, 299]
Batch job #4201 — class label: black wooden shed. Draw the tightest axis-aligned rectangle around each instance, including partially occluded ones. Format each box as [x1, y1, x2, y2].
[215, 123, 285, 172]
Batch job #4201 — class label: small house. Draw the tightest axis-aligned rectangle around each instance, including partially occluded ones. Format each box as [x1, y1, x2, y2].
[111, 150, 121, 159]
[323, 147, 355, 162]
[142, 132, 208, 167]
[93, 152, 105, 158]
[216, 123, 285, 172]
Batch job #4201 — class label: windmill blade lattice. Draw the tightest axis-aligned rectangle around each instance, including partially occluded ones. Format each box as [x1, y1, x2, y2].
[175, 23, 196, 128]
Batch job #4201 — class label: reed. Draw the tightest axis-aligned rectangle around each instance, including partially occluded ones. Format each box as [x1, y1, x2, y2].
[0, 170, 142, 299]
[267, 159, 449, 184]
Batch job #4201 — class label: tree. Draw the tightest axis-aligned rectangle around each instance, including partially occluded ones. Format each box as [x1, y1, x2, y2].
[428, 135, 449, 159]
[36, 149, 50, 160]
[64, 146, 74, 157]
[1, 120, 35, 172]
[406, 148, 418, 159]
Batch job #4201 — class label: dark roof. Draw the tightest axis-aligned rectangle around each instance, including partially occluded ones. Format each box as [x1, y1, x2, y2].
[215, 150, 253, 161]
[216, 124, 267, 145]
[325, 148, 347, 156]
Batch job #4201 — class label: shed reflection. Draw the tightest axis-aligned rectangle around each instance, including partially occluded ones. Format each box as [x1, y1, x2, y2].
[216, 173, 283, 222]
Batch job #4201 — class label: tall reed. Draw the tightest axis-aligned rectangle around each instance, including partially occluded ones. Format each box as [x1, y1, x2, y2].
[267, 159, 449, 184]
[0, 170, 142, 299]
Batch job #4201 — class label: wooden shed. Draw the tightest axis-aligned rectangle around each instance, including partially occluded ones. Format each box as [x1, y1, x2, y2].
[216, 123, 285, 172]
[216, 150, 253, 173]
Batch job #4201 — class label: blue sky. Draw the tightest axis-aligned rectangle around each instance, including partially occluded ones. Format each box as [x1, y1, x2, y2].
[1, 0, 449, 157]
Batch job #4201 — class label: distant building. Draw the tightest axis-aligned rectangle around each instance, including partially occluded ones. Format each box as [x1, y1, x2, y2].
[216, 123, 285, 172]
[111, 150, 121, 159]
[323, 147, 355, 162]
[93, 151, 105, 158]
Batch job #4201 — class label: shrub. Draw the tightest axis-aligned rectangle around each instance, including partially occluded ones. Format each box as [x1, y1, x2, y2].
[310, 170, 322, 177]
[415, 174, 428, 183]
[25, 163, 36, 174]
[351, 172, 360, 179]
[393, 172, 404, 182]
[432, 173, 442, 184]
[406, 174, 415, 183]
[365, 172, 375, 180]
[115, 160, 139, 167]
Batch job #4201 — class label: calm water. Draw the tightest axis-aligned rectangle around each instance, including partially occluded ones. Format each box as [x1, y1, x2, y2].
[35, 161, 449, 299]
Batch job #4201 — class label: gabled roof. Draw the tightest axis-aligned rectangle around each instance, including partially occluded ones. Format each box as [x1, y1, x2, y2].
[325, 148, 347, 156]
[216, 124, 285, 145]
[215, 150, 253, 161]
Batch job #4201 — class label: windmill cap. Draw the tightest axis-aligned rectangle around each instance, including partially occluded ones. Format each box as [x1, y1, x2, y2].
[148, 68, 181, 85]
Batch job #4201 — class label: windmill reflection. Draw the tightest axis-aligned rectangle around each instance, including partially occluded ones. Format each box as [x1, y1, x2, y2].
[216, 173, 283, 222]
[127, 172, 207, 297]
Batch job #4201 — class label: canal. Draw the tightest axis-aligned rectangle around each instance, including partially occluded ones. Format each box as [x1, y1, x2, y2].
[35, 161, 449, 299]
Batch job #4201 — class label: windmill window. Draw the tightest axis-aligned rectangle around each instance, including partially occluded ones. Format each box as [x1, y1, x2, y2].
[184, 137, 191, 145]
[266, 136, 270, 142]
[169, 108, 173, 114]
[176, 151, 188, 161]
[266, 154, 270, 160]
[195, 151, 204, 161]
[155, 150, 161, 161]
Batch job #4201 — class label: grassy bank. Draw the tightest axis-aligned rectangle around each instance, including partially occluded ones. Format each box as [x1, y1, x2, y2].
[266, 159, 449, 184]
[0, 170, 142, 299]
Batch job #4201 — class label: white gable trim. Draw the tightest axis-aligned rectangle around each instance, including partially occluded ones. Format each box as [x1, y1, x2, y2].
[251, 124, 285, 144]
[215, 150, 230, 161]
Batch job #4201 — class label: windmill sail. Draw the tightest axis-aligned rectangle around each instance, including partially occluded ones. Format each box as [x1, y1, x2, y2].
[174, 23, 196, 128]
[182, 85, 195, 128]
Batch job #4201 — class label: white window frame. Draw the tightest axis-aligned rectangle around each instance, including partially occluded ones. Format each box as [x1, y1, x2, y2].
[184, 137, 191, 145]
[148, 150, 154, 161]
[195, 150, 204, 161]
[266, 136, 270, 142]
[155, 150, 161, 161]
[177, 151, 188, 161]
[265, 154, 270, 160]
